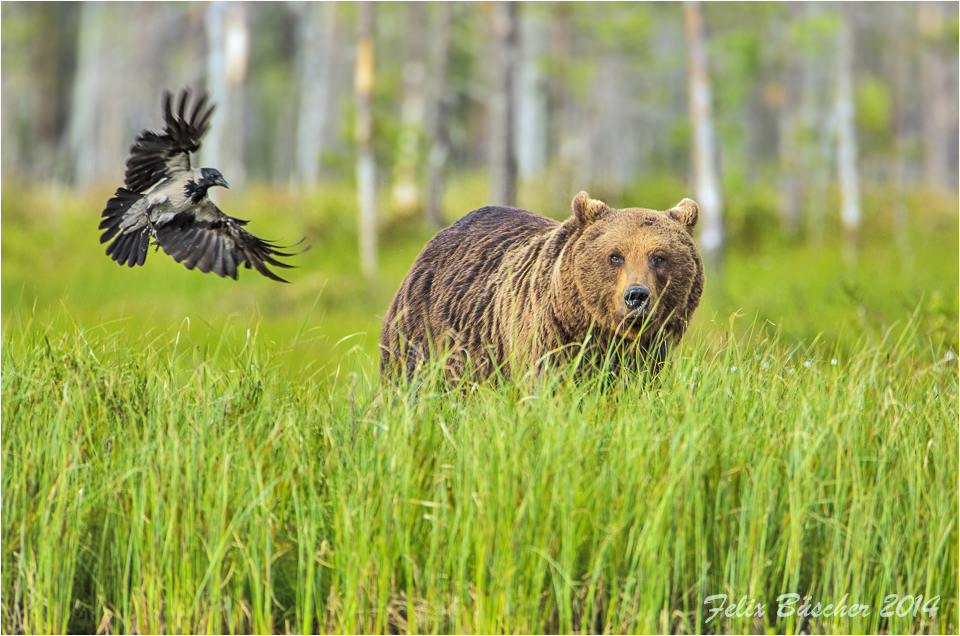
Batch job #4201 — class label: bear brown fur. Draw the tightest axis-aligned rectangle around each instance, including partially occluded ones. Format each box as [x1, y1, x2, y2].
[379, 191, 704, 381]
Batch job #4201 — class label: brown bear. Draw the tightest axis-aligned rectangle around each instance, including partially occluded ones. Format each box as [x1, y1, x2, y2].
[379, 191, 704, 381]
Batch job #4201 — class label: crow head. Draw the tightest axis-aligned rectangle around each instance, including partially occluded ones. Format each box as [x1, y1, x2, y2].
[185, 167, 230, 204]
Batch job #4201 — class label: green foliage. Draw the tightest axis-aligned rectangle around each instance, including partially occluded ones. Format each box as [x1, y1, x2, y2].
[856, 75, 893, 153]
[948, 17, 960, 49]
[788, 10, 841, 56]
[618, 172, 690, 213]
[2, 180, 958, 633]
[578, 2, 653, 59]
[665, 119, 693, 172]
[719, 177, 783, 250]
[3, 302, 957, 634]
[711, 29, 763, 108]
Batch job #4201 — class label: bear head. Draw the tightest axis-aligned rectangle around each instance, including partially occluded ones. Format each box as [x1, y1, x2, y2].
[565, 191, 704, 343]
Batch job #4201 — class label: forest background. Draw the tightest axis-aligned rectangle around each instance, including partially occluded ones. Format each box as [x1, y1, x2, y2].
[2, 1, 957, 363]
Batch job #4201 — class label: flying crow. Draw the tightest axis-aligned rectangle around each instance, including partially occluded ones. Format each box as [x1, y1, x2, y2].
[99, 88, 303, 282]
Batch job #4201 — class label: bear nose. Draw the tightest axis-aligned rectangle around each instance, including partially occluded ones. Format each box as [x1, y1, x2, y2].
[624, 286, 650, 311]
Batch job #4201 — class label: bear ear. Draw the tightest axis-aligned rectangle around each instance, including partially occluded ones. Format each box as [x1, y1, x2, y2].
[572, 191, 609, 226]
[666, 198, 699, 234]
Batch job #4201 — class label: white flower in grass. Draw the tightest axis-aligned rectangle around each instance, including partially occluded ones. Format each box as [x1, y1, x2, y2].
[788, 369, 795, 375]
[831, 358, 838, 365]
[803, 360, 812, 368]
[730, 366, 738, 373]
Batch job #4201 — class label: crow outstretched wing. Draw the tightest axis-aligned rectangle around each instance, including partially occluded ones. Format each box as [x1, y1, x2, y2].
[154, 201, 304, 283]
[123, 89, 215, 193]
[100, 87, 307, 282]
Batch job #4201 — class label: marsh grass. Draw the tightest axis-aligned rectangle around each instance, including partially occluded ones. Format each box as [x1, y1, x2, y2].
[2, 180, 957, 633]
[2, 303, 956, 634]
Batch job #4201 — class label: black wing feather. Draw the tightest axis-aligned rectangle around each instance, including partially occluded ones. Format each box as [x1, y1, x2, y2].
[154, 204, 305, 283]
[106, 227, 150, 267]
[100, 188, 152, 266]
[206, 236, 225, 277]
[123, 88, 216, 193]
[185, 233, 213, 271]
[99, 188, 141, 243]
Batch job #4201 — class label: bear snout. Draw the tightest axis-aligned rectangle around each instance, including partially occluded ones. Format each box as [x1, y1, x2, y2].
[623, 285, 650, 312]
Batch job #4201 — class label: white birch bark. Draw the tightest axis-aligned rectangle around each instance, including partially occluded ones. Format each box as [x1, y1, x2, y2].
[684, 1, 724, 269]
[295, 1, 336, 186]
[204, 1, 247, 185]
[516, 11, 547, 179]
[355, 1, 378, 279]
[67, 1, 104, 186]
[835, 7, 861, 243]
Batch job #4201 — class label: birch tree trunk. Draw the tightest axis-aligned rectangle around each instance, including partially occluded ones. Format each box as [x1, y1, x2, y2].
[777, 3, 804, 239]
[918, 2, 956, 190]
[516, 10, 547, 178]
[804, 4, 835, 246]
[488, 1, 518, 207]
[835, 5, 860, 250]
[204, 2, 226, 174]
[425, 2, 452, 229]
[204, 1, 248, 185]
[355, 1, 378, 279]
[67, 0, 104, 186]
[391, 2, 427, 215]
[683, 1, 724, 272]
[295, 1, 336, 186]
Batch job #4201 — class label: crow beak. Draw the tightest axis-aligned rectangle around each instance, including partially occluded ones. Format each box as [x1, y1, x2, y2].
[217, 178, 230, 189]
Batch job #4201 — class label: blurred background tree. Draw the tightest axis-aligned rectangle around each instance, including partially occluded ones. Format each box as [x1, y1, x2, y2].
[1, 0, 957, 265]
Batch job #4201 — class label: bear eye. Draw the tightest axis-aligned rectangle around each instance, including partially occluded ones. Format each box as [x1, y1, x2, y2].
[650, 254, 667, 267]
[609, 253, 624, 267]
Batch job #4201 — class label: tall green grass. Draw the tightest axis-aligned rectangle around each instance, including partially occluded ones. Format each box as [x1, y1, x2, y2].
[3, 304, 956, 634]
[2, 180, 957, 632]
